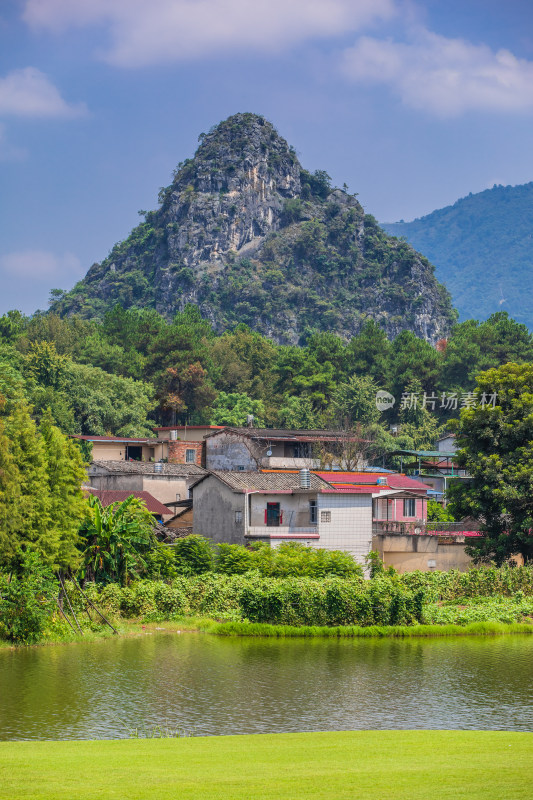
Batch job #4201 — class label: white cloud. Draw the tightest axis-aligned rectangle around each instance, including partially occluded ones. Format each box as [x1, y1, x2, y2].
[0, 250, 82, 280]
[0, 67, 87, 118]
[23, 0, 396, 67]
[341, 28, 533, 116]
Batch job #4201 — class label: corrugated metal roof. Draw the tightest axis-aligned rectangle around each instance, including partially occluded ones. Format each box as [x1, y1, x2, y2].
[204, 427, 360, 442]
[89, 460, 206, 476]
[85, 489, 170, 516]
[315, 471, 430, 493]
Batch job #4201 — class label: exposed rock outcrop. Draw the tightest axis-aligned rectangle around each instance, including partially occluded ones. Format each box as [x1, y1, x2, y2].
[54, 113, 456, 344]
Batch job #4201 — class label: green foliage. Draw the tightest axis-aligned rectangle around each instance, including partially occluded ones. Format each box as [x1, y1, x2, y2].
[210, 391, 266, 427]
[383, 182, 533, 329]
[448, 362, 533, 564]
[426, 500, 455, 522]
[216, 544, 254, 575]
[276, 394, 318, 429]
[174, 535, 215, 575]
[0, 551, 58, 643]
[365, 550, 385, 579]
[80, 495, 156, 585]
[330, 375, 381, 427]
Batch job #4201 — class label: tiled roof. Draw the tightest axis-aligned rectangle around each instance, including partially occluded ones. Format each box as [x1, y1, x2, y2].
[205, 471, 331, 492]
[89, 460, 206, 476]
[85, 489, 170, 516]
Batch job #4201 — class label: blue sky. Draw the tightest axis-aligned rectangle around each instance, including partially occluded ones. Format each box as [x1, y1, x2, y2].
[1, 0, 533, 315]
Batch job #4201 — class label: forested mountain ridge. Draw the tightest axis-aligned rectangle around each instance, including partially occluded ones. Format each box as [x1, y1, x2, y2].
[52, 113, 454, 344]
[382, 182, 533, 330]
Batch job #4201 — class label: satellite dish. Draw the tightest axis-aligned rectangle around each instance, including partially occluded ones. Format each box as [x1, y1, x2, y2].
[266, 449, 272, 457]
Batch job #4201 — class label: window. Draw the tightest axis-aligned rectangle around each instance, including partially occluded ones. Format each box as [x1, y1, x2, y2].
[185, 449, 196, 463]
[266, 502, 281, 526]
[403, 498, 416, 517]
[237, 465, 245, 471]
[175, 493, 181, 501]
[320, 510, 331, 523]
[235, 511, 243, 524]
[309, 500, 317, 524]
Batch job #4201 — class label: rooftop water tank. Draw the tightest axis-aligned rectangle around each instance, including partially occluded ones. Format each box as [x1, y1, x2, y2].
[299, 468, 311, 489]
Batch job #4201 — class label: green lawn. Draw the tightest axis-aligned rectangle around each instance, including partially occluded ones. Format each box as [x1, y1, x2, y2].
[0, 730, 531, 800]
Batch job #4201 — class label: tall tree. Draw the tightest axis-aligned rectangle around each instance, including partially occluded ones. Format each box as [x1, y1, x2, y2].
[448, 362, 533, 564]
[4, 402, 54, 563]
[0, 396, 23, 564]
[40, 410, 87, 570]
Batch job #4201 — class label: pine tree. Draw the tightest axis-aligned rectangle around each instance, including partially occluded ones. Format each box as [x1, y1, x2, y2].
[0, 395, 23, 564]
[4, 402, 55, 563]
[39, 409, 87, 570]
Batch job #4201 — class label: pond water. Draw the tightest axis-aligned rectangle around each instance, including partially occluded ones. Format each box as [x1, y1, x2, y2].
[1, 632, 532, 740]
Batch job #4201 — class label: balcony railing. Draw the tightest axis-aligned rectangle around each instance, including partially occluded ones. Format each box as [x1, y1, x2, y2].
[260, 456, 320, 469]
[373, 520, 480, 536]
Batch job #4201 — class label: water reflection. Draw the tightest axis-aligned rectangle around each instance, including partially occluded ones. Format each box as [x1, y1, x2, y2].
[0, 632, 532, 740]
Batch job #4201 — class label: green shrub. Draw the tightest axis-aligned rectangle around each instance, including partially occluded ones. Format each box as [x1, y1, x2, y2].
[174, 536, 214, 575]
[0, 552, 58, 644]
[216, 544, 253, 575]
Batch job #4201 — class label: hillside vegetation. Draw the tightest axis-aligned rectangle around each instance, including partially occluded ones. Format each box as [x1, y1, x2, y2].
[51, 113, 454, 345]
[383, 182, 533, 329]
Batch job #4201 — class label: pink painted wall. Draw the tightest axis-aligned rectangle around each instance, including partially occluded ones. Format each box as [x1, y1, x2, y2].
[374, 496, 426, 522]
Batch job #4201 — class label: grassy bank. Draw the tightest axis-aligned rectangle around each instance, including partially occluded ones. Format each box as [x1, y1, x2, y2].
[2, 615, 533, 649]
[0, 730, 531, 800]
[204, 619, 533, 638]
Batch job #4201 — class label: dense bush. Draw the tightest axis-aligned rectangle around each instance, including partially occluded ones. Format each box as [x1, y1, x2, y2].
[0, 551, 58, 643]
[174, 535, 214, 575]
[178, 539, 364, 580]
[83, 573, 425, 627]
[399, 564, 533, 602]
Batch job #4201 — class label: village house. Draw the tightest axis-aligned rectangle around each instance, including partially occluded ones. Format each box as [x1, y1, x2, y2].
[192, 466, 477, 573]
[192, 469, 403, 566]
[72, 426, 223, 466]
[87, 460, 206, 507]
[390, 433, 468, 503]
[203, 427, 367, 471]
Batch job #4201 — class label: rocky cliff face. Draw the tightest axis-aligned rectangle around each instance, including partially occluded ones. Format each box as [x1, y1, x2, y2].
[55, 113, 456, 344]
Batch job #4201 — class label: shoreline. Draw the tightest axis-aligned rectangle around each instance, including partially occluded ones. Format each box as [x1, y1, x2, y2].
[2, 616, 533, 650]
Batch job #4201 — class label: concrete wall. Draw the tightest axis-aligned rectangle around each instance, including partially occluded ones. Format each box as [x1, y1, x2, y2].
[317, 493, 373, 565]
[373, 533, 473, 572]
[89, 442, 158, 462]
[248, 493, 316, 528]
[87, 471, 191, 505]
[156, 427, 216, 442]
[91, 443, 128, 461]
[205, 432, 259, 471]
[193, 476, 246, 544]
